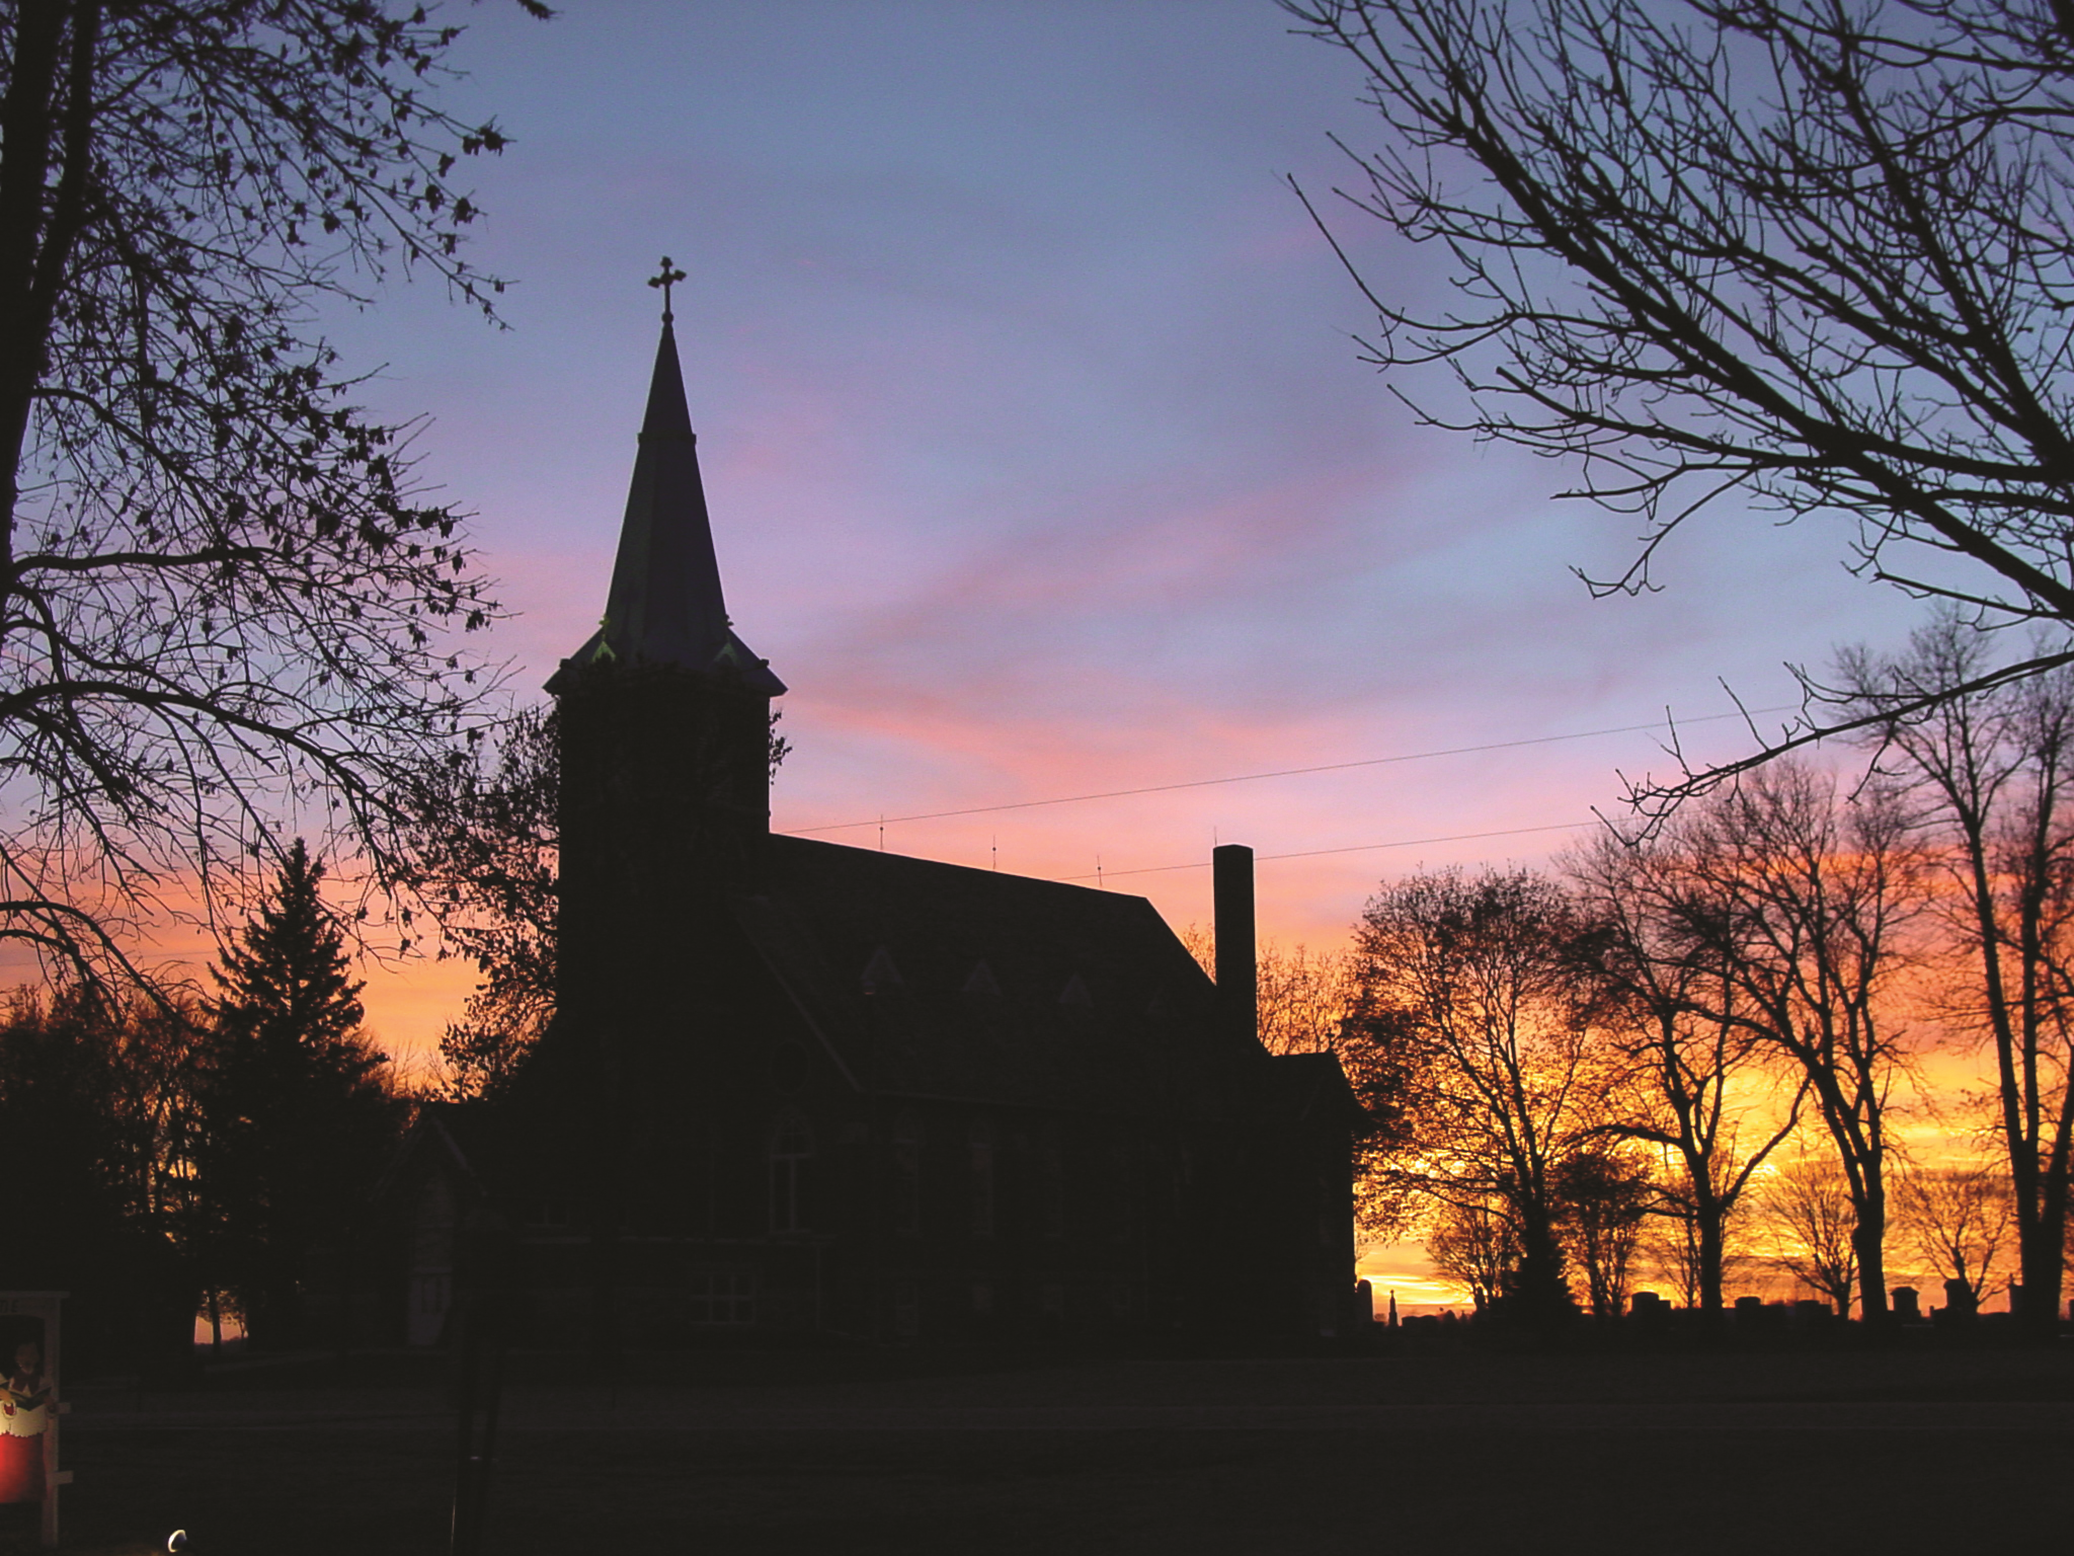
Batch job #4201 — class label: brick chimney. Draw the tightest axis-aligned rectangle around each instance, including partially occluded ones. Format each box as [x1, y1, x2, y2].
[1213, 843, 1257, 1047]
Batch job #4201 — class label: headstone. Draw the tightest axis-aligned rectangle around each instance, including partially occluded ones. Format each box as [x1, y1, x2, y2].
[1891, 1286, 1921, 1323]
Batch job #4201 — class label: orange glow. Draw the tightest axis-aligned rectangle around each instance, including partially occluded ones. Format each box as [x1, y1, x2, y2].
[1358, 1240, 1474, 1315]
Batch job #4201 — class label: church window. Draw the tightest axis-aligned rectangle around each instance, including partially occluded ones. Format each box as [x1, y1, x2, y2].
[412, 1175, 457, 1262]
[969, 1117, 995, 1239]
[1039, 1124, 1065, 1241]
[892, 1110, 922, 1238]
[687, 1270, 756, 1325]
[769, 1111, 815, 1234]
[527, 1196, 576, 1231]
[408, 1177, 458, 1348]
[1108, 1140, 1134, 1243]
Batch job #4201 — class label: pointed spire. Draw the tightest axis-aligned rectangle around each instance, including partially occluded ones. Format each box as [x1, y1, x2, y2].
[561, 308, 784, 696]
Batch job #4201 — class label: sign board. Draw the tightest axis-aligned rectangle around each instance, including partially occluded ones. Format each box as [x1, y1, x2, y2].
[0, 1293, 66, 1546]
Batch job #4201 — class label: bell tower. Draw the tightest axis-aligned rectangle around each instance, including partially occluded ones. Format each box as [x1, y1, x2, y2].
[547, 263, 786, 1055]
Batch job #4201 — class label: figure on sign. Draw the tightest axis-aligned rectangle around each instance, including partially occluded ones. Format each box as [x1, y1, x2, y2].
[0, 1333, 50, 1504]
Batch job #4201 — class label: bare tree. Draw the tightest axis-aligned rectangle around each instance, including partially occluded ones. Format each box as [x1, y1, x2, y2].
[1424, 1191, 1517, 1313]
[1839, 614, 2074, 1333]
[1284, 0, 2074, 777]
[0, 0, 548, 983]
[1262, 942, 1357, 1055]
[1764, 1148, 1861, 1314]
[1554, 1146, 1652, 1320]
[1353, 866, 1596, 1326]
[1567, 828, 1805, 1317]
[1642, 1201, 1755, 1312]
[1666, 763, 1922, 1321]
[409, 705, 558, 1098]
[1184, 927, 1361, 1054]
[1896, 1163, 2014, 1309]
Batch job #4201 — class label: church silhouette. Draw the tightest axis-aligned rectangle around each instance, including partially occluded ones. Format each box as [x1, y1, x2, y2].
[366, 305, 1361, 1351]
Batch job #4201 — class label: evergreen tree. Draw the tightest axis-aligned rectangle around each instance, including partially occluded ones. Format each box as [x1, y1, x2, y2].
[196, 840, 400, 1344]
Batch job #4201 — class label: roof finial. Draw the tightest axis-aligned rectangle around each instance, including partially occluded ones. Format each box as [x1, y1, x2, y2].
[647, 255, 687, 325]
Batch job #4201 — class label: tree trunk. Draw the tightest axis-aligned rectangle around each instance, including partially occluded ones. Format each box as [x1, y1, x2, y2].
[1854, 1215, 1889, 1325]
[1697, 1208, 1726, 1322]
[2017, 1209, 2066, 1337]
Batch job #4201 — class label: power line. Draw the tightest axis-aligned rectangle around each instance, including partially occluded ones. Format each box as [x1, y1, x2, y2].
[1057, 821, 1595, 882]
[777, 704, 1796, 836]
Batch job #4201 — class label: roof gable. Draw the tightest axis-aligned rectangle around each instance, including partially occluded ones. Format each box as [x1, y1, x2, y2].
[731, 837, 1256, 1113]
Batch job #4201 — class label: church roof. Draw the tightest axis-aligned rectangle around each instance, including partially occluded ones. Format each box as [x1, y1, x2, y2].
[731, 836, 1275, 1115]
[1254, 1049, 1371, 1128]
[562, 322, 785, 694]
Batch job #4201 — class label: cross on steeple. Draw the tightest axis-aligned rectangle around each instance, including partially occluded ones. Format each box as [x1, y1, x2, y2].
[647, 255, 688, 325]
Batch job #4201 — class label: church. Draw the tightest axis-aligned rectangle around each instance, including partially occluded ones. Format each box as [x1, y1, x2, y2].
[367, 300, 1363, 1351]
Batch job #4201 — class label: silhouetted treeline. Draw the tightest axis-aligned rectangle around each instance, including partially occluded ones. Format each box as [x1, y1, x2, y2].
[0, 985, 198, 1372]
[1327, 620, 2074, 1335]
[0, 842, 406, 1373]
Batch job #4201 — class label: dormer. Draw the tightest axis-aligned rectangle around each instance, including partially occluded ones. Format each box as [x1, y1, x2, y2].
[862, 946, 904, 994]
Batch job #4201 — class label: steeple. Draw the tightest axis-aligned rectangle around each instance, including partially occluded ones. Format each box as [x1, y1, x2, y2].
[561, 300, 785, 696]
[549, 278, 788, 1093]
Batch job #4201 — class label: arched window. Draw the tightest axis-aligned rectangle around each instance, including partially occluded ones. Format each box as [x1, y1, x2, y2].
[969, 1117, 995, 1239]
[1108, 1138, 1134, 1243]
[1039, 1122, 1065, 1241]
[892, 1110, 922, 1238]
[769, 1111, 815, 1234]
[407, 1175, 457, 1348]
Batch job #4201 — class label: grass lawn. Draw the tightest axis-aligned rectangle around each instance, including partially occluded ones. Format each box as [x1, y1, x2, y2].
[11, 1343, 2071, 1556]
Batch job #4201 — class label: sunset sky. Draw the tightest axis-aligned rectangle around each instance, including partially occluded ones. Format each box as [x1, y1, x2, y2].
[297, 1, 1950, 1304]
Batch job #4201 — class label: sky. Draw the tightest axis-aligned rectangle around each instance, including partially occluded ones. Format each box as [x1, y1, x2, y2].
[300, 1, 1944, 1304]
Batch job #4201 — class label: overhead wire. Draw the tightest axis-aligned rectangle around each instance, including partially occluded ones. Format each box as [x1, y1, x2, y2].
[1055, 821, 1597, 882]
[777, 702, 1797, 838]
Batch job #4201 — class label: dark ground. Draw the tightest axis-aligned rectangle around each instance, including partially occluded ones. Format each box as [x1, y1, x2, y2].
[13, 1341, 2074, 1556]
